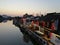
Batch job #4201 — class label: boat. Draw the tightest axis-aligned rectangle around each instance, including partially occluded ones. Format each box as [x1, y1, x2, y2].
[13, 17, 60, 45]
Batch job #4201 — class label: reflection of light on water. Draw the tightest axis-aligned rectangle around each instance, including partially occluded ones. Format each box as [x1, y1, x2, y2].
[0, 20, 33, 45]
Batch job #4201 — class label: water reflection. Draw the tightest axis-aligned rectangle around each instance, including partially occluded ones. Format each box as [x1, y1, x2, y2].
[14, 23, 41, 45]
[0, 20, 33, 45]
[23, 34, 30, 43]
[23, 32, 40, 45]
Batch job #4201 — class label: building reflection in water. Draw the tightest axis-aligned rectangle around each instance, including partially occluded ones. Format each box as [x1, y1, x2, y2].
[23, 34, 30, 43]
[14, 23, 41, 45]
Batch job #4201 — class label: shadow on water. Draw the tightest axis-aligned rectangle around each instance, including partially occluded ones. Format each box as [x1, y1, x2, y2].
[13, 22, 42, 45]
[22, 31, 40, 45]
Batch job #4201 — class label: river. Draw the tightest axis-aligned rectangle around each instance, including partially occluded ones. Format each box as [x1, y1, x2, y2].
[0, 20, 60, 45]
[0, 20, 33, 45]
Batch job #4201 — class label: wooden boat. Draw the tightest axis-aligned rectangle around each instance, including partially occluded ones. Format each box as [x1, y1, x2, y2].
[13, 18, 60, 45]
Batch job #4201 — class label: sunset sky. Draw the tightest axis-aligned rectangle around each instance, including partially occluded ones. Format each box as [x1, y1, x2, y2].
[0, 0, 60, 16]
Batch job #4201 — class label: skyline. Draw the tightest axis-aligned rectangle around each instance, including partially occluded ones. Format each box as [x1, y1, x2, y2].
[0, 0, 60, 16]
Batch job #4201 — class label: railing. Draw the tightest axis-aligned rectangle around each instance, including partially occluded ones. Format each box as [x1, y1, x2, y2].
[33, 24, 60, 38]
[33, 24, 60, 45]
[44, 27, 60, 38]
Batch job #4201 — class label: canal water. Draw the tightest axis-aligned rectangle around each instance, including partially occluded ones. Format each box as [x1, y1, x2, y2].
[0, 20, 33, 45]
[0, 20, 60, 45]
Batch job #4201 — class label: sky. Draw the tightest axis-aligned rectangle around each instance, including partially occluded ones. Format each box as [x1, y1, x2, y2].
[0, 0, 60, 16]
